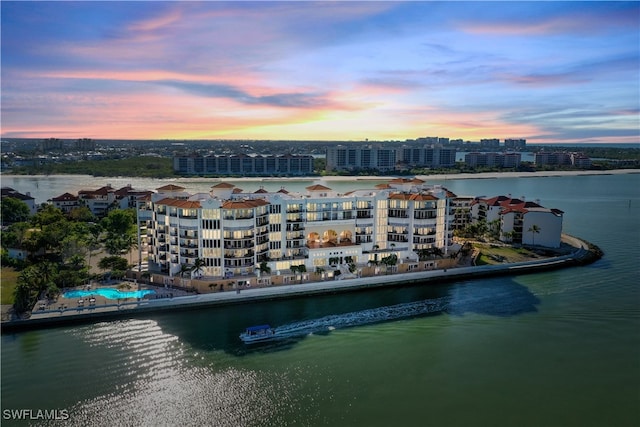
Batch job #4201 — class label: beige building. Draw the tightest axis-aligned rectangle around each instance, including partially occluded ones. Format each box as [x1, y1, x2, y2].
[137, 178, 457, 281]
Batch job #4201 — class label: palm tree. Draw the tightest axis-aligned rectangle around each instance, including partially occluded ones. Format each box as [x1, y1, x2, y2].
[191, 258, 206, 278]
[296, 264, 306, 283]
[528, 224, 541, 246]
[432, 247, 444, 259]
[502, 230, 516, 243]
[259, 261, 271, 275]
[36, 261, 58, 291]
[488, 219, 501, 240]
[123, 233, 138, 265]
[84, 232, 102, 272]
[179, 263, 191, 279]
[381, 254, 398, 274]
[415, 248, 432, 261]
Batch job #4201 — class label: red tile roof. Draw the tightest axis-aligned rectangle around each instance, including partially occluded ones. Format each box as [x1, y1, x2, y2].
[388, 192, 438, 201]
[51, 192, 78, 202]
[211, 182, 235, 189]
[155, 198, 201, 209]
[114, 185, 134, 196]
[156, 184, 185, 191]
[306, 184, 332, 191]
[475, 195, 561, 215]
[79, 185, 114, 196]
[221, 199, 270, 209]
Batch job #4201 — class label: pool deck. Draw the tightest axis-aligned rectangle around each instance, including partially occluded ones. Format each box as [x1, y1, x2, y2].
[1, 234, 600, 333]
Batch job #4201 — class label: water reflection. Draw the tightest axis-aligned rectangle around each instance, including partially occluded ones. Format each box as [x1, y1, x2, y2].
[445, 279, 540, 317]
[152, 277, 540, 354]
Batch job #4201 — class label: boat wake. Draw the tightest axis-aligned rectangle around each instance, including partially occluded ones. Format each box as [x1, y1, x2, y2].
[271, 297, 448, 340]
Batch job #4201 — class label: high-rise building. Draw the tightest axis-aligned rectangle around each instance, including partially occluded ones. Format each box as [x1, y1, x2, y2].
[173, 154, 314, 176]
[504, 138, 527, 150]
[465, 152, 521, 168]
[480, 138, 500, 148]
[39, 138, 64, 151]
[326, 145, 398, 171]
[74, 138, 96, 151]
[327, 145, 455, 171]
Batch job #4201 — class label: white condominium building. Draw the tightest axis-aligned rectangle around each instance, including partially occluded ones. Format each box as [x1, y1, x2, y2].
[326, 145, 456, 172]
[464, 152, 521, 168]
[173, 153, 314, 176]
[137, 178, 456, 279]
[471, 196, 564, 248]
[325, 145, 398, 172]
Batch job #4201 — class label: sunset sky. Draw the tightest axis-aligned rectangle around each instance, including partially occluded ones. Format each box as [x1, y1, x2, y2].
[1, 1, 638, 143]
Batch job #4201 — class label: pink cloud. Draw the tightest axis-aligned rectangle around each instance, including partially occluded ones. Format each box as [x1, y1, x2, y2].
[459, 7, 639, 37]
[126, 8, 183, 33]
[497, 72, 588, 87]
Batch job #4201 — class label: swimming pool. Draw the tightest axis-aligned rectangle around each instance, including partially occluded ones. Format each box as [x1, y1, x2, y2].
[62, 288, 156, 300]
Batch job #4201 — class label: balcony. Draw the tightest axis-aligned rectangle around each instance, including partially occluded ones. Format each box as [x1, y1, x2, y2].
[224, 241, 254, 249]
[224, 259, 255, 268]
[180, 250, 199, 258]
[180, 242, 198, 249]
[388, 212, 409, 219]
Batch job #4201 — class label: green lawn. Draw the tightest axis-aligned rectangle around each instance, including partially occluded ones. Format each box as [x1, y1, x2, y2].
[474, 244, 540, 265]
[1, 267, 19, 305]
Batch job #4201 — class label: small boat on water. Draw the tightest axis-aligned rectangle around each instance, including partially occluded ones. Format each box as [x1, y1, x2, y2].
[240, 324, 276, 343]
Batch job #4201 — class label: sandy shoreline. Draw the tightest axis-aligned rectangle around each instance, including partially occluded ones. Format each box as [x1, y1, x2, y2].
[2, 169, 637, 184]
[171, 168, 639, 184]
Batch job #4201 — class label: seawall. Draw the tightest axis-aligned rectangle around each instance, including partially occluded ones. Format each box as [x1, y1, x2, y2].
[0, 234, 601, 333]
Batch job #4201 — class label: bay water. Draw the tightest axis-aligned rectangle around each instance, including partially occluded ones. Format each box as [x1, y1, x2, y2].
[1, 173, 639, 426]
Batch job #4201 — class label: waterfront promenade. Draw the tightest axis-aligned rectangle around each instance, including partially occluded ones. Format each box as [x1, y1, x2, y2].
[1, 234, 597, 332]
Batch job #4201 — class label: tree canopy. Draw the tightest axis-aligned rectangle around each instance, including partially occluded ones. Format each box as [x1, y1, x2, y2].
[0, 197, 31, 226]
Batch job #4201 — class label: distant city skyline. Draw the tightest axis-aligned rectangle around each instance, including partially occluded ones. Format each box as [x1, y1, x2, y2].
[1, 1, 638, 144]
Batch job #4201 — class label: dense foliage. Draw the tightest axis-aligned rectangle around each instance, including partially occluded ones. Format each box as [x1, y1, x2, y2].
[0, 197, 31, 226]
[10, 156, 175, 177]
[0, 200, 139, 314]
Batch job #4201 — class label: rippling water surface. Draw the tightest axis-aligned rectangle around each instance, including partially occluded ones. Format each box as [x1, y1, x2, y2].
[2, 173, 639, 426]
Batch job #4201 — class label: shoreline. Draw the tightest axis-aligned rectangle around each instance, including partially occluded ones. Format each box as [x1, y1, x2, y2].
[1, 169, 638, 184]
[0, 234, 601, 333]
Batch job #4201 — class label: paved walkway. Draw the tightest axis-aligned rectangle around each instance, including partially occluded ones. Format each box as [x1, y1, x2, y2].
[3, 234, 595, 330]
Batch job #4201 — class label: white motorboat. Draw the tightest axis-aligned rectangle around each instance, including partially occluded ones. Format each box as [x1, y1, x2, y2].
[239, 325, 276, 343]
